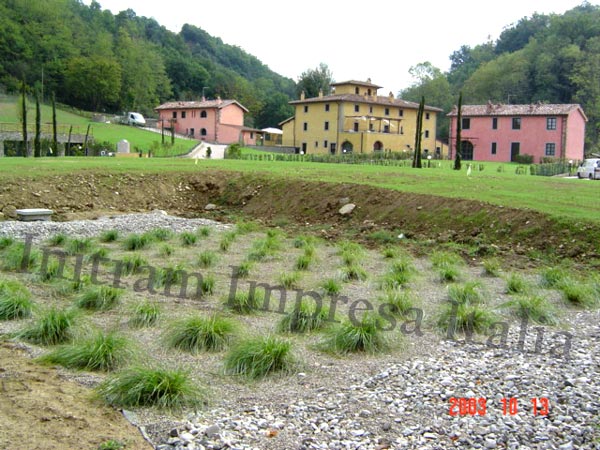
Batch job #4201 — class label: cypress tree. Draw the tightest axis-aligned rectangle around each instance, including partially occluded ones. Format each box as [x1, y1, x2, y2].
[52, 92, 58, 155]
[454, 93, 463, 171]
[34, 90, 41, 157]
[21, 80, 28, 157]
[412, 96, 424, 168]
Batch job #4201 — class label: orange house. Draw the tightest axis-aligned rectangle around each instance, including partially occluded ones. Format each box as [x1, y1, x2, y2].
[155, 97, 250, 145]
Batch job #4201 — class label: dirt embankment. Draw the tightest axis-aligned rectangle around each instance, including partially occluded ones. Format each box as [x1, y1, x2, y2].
[0, 171, 598, 266]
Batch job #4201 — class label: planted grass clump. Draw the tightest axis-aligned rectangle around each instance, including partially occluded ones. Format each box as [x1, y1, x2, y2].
[121, 254, 148, 276]
[379, 289, 414, 317]
[380, 257, 414, 289]
[295, 253, 314, 271]
[437, 302, 497, 335]
[0, 280, 33, 320]
[321, 278, 341, 296]
[225, 290, 264, 314]
[448, 281, 483, 305]
[77, 286, 123, 311]
[278, 300, 330, 333]
[321, 314, 388, 355]
[97, 366, 204, 409]
[540, 266, 570, 289]
[123, 233, 151, 251]
[3, 242, 40, 271]
[235, 220, 260, 235]
[39, 331, 133, 372]
[18, 307, 77, 345]
[382, 246, 399, 259]
[339, 264, 368, 282]
[198, 226, 211, 238]
[99, 229, 119, 243]
[482, 258, 501, 277]
[165, 314, 236, 353]
[66, 237, 94, 255]
[502, 295, 558, 325]
[235, 261, 253, 278]
[180, 231, 198, 247]
[278, 271, 301, 289]
[293, 235, 315, 249]
[431, 251, 463, 283]
[130, 301, 160, 328]
[224, 336, 295, 379]
[146, 228, 173, 242]
[0, 236, 15, 250]
[200, 274, 216, 296]
[505, 273, 530, 295]
[219, 231, 237, 252]
[560, 281, 596, 308]
[197, 251, 218, 269]
[153, 264, 185, 288]
[159, 244, 174, 257]
[37, 259, 65, 283]
[48, 233, 68, 246]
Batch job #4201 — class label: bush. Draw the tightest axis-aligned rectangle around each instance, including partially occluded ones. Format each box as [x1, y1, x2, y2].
[99, 230, 119, 243]
[514, 154, 534, 165]
[320, 314, 388, 354]
[224, 336, 295, 379]
[277, 300, 330, 333]
[165, 314, 236, 353]
[18, 307, 77, 345]
[39, 331, 133, 371]
[0, 280, 33, 320]
[225, 143, 243, 159]
[77, 286, 123, 311]
[97, 366, 204, 409]
[130, 300, 160, 328]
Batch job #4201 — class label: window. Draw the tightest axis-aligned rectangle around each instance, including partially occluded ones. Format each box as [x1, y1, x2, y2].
[325, 104, 330, 112]
[324, 140, 328, 148]
[353, 122, 359, 132]
[425, 130, 430, 138]
[200, 110, 207, 118]
[303, 122, 308, 131]
[385, 108, 390, 116]
[399, 110, 404, 117]
[324, 121, 329, 131]
[304, 106, 308, 113]
[369, 106, 373, 113]
[355, 87, 360, 94]
[369, 123, 374, 131]
[400, 126, 404, 134]
[181, 111, 186, 119]
[545, 143, 556, 156]
[492, 117, 498, 129]
[172, 111, 177, 119]
[354, 104, 360, 113]
[250, 132, 254, 139]
[189, 128, 194, 137]
[200, 128, 207, 136]
[512, 117, 521, 130]
[384, 125, 390, 133]
[462, 118, 470, 129]
[491, 142, 497, 155]
[425, 112, 430, 120]
[315, 141, 319, 148]
[547, 117, 557, 130]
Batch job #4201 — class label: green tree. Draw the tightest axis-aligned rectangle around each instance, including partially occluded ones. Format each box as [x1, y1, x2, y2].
[454, 93, 463, 171]
[64, 56, 122, 111]
[52, 92, 58, 155]
[296, 63, 333, 99]
[572, 36, 600, 148]
[34, 90, 41, 157]
[20, 80, 29, 157]
[412, 97, 425, 168]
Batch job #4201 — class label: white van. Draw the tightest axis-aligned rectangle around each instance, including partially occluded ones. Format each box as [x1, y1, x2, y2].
[577, 158, 600, 180]
[127, 112, 146, 126]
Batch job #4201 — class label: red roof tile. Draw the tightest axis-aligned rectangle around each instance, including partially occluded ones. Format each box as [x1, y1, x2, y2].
[290, 94, 443, 112]
[447, 103, 586, 119]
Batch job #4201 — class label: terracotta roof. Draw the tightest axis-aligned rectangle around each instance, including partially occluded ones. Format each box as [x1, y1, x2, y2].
[447, 103, 586, 119]
[155, 99, 249, 112]
[290, 94, 443, 112]
[278, 116, 295, 126]
[331, 79, 382, 89]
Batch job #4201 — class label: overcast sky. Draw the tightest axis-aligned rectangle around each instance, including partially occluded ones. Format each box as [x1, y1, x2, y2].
[86, 0, 588, 96]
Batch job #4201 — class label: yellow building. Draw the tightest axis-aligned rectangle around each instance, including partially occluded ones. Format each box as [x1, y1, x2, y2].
[281, 79, 442, 156]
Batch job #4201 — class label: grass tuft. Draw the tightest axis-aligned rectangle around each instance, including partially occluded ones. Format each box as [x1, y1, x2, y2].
[278, 271, 301, 289]
[560, 281, 596, 308]
[501, 295, 558, 325]
[505, 273, 530, 295]
[539, 266, 570, 289]
[225, 290, 263, 314]
[224, 336, 295, 379]
[339, 264, 368, 282]
[482, 258, 501, 277]
[437, 302, 497, 335]
[320, 314, 388, 354]
[77, 286, 123, 311]
[321, 278, 341, 296]
[198, 226, 211, 238]
[123, 233, 151, 251]
[219, 231, 237, 252]
[159, 244, 174, 257]
[180, 231, 198, 246]
[48, 233, 68, 246]
[130, 300, 160, 328]
[197, 251, 218, 268]
[277, 300, 330, 333]
[448, 281, 483, 305]
[200, 274, 216, 296]
[0, 280, 33, 320]
[121, 254, 148, 276]
[378, 288, 414, 317]
[97, 366, 204, 409]
[18, 307, 77, 345]
[66, 237, 94, 255]
[165, 314, 236, 353]
[146, 228, 173, 242]
[2, 242, 40, 271]
[235, 261, 253, 278]
[99, 229, 119, 243]
[39, 330, 133, 372]
[0, 236, 15, 250]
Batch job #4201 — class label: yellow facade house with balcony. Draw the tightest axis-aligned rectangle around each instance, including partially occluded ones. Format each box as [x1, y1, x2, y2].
[281, 79, 442, 156]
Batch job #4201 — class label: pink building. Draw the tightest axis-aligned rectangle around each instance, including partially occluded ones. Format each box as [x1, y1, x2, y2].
[155, 98, 253, 145]
[447, 103, 587, 163]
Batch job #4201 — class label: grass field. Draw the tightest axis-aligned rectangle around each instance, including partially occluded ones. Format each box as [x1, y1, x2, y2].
[0, 97, 195, 155]
[0, 156, 598, 222]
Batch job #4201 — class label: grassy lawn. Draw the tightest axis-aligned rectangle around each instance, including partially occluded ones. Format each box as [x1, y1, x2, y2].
[0, 156, 598, 222]
[0, 97, 195, 155]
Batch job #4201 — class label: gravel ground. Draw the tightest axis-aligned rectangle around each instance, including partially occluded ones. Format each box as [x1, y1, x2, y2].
[1, 212, 598, 450]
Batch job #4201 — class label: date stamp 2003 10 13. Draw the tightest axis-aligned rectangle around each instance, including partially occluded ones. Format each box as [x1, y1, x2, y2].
[449, 397, 550, 417]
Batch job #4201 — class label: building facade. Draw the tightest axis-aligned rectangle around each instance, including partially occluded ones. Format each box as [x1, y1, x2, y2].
[155, 98, 250, 145]
[447, 103, 587, 163]
[282, 80, 442, 156]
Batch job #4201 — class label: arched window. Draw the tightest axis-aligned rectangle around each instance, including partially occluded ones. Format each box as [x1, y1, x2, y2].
[200, 110, 207, 118]
[341, 141, 353, 154]
[373, 141, 383, 151]
[201, 128, 207, 136]
[461, 141, 474, 160]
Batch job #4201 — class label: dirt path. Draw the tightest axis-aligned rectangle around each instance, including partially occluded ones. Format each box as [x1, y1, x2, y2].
[0, 341, 152, 450]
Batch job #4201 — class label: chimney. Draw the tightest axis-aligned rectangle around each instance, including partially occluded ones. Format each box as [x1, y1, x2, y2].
[300, 90, 305, 101]
[318, 88, 323, 98]
[389, 91, 394, 101]
[216, 95, 222, 105]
